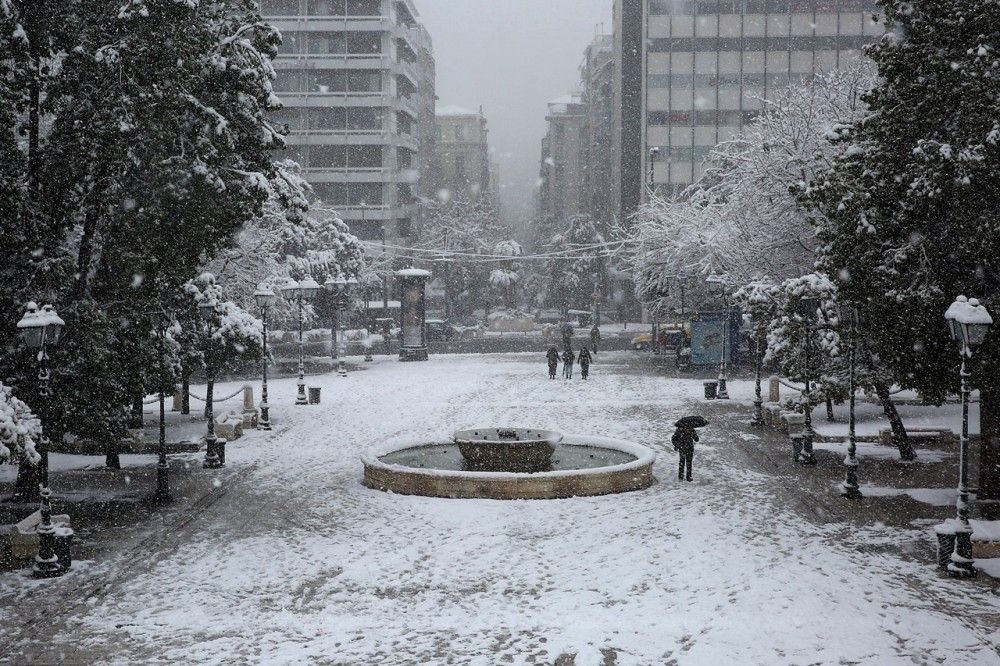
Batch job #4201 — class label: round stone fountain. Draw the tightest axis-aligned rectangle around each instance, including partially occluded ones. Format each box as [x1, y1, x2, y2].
[362, 428, 655, 500]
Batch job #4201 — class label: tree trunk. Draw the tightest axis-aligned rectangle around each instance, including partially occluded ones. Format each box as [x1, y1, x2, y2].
[130, 394, 144, 429]
[825, 397, 835, 421]
[104, 437, 121, 469]
[978, 386, 1000, 501]
[182, 374, 190, 415]
[11, 460, 41, 503]
[874, 381, 915, 460]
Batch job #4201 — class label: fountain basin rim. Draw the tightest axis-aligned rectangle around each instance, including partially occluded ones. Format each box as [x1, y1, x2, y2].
[362, 433, 656, 480]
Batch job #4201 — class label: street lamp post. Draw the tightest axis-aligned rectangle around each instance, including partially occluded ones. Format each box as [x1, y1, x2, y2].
[199, 298, 224, 469]
[254, 287, 277, 430]
[797, 297, 820, 466]
[328, 275, 358, 378]
[648, 146, 659, 197]
[839, 303, 862, 499]
[282, 277, 321, 405]
[149, 309, 172, 503]
[707, 275, 730, 399]
[937, 295, 993, 577]
[17, 302, 71, 578]
[750, 320, 765, 426]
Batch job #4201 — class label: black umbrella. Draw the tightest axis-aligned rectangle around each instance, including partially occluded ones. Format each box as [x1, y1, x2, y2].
[675, 415, 709, 429]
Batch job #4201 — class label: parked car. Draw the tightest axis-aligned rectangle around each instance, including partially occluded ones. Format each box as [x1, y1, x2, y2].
[631, 332, 652, 350]
[425, 319, 458, 342]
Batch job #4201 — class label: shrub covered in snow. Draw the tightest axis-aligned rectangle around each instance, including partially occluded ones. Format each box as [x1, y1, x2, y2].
[0, 383, 41, 467]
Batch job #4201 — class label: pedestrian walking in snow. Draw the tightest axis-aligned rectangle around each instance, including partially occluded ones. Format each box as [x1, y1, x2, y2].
[578, 346, 592, 380]
[546, 346, 560, 379]
[562, 348, 575, 379]
[672, 415, 708, 481]
[590, 325, 601, 354]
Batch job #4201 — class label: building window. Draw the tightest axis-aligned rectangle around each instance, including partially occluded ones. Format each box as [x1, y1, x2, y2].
[308, 32, 346, 55]
[273, 71, 300, 92]
[276, 32, 302, 54]
[454, 155, 466, 180]
[346, 32, 382, 54]
[307, 0, 344, 16]
[348, 145, 383, 168]
[309, 107, 347, 130]
[262, 0, 300, 16]
[310, 145, 347, 168]
[396, 218, 413, 237]
[347, 70, 382, 92]
[455, 125, 465, 141]
[347, 107, 384, 130]
[351, 183, 383, 205]
[397, 147, 414, 168]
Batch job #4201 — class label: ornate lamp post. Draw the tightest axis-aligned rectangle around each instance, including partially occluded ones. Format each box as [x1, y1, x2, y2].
[17, 302, 71, 578]
[282, 277, 321, 405]
[199, 298, 224, 469]
[149, 309, 172, 503]
[254, 287, 277, 430]
[328, 275, 358, 377]
[749, 314, 765, 426]
[707, 275, 730, 399]
[937, 295, 993, 577]
[797, 297, 820, 466]
[839, 303, 862, 499]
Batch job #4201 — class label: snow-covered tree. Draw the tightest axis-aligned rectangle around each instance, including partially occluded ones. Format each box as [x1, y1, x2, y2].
[804, 0, 1000, 472]
[544, 215, 608, 314]
[490, 240, 522, 310]
[0, 383, 41, 467]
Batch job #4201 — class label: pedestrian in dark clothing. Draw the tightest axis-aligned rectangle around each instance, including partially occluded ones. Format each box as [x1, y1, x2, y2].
[672, 424, 699, 481]
[562, 348, 575, 379]
[590, 325, 601, 354]
[546, 347, 560, 379]
[578, 346, 592, 380]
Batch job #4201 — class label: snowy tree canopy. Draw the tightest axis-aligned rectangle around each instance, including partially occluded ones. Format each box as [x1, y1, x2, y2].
[0, 383, 41, 466]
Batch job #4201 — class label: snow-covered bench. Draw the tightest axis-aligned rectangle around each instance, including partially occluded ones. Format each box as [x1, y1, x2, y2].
[878, 428, 955, 447]
[214, 413, 245, 442]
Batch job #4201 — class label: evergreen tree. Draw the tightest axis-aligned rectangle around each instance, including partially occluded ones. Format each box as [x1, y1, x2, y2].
[805, 0, 1000, 480]
[545, 214, 608, 314]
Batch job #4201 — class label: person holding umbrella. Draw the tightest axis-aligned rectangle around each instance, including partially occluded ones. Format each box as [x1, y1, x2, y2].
[672, 415, 708, 481]
[546, 346, 560, 380]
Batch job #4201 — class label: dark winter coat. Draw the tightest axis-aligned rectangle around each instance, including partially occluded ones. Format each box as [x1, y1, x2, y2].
[578, 347, 592, 366]
[546, 348, 560, 366]
[671, 426, 699, 453]
[561, 350, 575, 364]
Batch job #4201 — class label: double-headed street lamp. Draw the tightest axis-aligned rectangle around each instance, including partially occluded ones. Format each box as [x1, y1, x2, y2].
[281, 277, 321, 405]
[937, 295, 993, 577]
[199, 298, 224, 469]
[839, 303, 863, 499]
[149, 309, 172, 503]
[796, 297, 820, 466]
[328, 275, 359, 378]
[254, 287, 277, 430]
[17, 302, 71, 578]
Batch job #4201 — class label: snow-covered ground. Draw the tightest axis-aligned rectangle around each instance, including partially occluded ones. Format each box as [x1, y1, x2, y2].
[2, 353, 998, 664]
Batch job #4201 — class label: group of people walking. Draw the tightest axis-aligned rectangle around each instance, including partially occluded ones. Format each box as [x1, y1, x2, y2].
[546, 345, 593, 380]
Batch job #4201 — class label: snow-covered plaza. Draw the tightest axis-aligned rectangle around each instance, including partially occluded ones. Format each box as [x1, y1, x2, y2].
[2, 353, 998, 665]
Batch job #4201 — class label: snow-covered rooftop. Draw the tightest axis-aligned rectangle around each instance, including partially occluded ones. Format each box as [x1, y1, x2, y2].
[435, 105, 479, 117]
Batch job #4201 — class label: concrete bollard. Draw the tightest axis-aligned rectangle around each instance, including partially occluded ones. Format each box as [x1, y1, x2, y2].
[172, 386, 182, 412]
[768, 376, 780, 403]
[242, 385, 258, 427]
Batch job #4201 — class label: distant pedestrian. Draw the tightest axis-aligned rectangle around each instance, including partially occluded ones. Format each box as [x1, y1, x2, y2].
[590, 325, 601, 353]
[562, 348, 575, 379]
[578, 346, 592, 380]
[546, 347, 560, 379]
[672, 416, 707, 482]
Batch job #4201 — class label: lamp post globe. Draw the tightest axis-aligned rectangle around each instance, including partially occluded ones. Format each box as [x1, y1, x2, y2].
[17, 302, 72, 578]
[938, 295, 993, 577]
[254, 287, 277, 430]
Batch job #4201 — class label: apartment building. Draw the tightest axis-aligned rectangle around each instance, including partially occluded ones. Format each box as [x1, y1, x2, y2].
[261, 0, 435, 243]
[613, 0, 882, 219]
[434, 106, 494, 200]
[537, 94, 587, 224]
[580, 34, 616, 230]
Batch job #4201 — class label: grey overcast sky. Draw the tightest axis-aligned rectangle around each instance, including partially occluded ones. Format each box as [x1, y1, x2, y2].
[415, 0, 613, 225]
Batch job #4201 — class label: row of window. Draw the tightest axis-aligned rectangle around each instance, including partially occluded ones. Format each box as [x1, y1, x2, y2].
[277, 31, 382, 55]
[648, 35, 870, 52]
[261, 0, 381, 17]
[283, 145, 385, 168]
[651, 145, 717, 160]
[649, 0, 878, 15]
[271, 106, 385, 131]
[648, 71, 815, 88]
[648, 110, 759, 126]
[311, 182, 384, 205]
[274, 69, 383, 93]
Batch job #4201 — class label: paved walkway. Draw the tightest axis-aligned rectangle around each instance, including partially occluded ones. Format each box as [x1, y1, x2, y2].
[1, 353, 998, 665]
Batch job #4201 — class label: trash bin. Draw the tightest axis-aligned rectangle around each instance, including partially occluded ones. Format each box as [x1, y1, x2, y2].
[308, 387, 321, 405]
[704, 381, 718, 400]
[54, 526, 73, 572]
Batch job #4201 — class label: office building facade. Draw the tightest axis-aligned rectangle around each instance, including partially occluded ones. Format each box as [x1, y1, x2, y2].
[262, 0, 435, 242]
